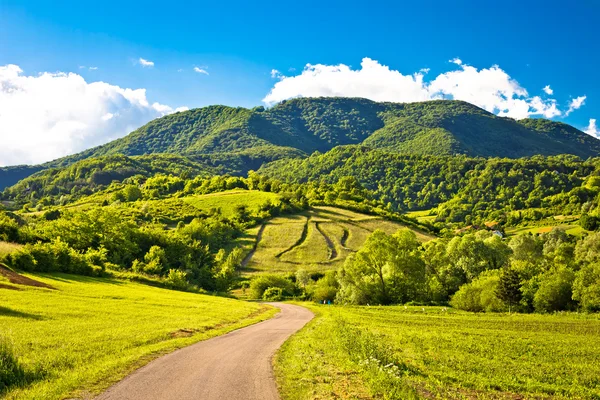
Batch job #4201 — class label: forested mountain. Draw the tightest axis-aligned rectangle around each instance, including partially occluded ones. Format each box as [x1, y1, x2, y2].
[1, 97, 598, 191]
[259, 145, 600, 225]
[57, 97, 600, 160]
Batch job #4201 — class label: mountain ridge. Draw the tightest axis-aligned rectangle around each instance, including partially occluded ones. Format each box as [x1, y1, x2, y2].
[1, 97, 599, 191]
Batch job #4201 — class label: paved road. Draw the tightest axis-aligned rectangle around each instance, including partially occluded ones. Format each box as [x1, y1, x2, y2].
[96, 303, 313, 400]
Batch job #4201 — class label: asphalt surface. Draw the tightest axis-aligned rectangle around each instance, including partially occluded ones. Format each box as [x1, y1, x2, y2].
[96, 303, 313, 400]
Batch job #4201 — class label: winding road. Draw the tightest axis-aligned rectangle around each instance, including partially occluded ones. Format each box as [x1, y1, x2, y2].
[96, 303, 313, 400]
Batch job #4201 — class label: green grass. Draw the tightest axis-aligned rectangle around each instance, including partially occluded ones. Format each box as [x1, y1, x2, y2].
[0, 242, 21, 259]
[405, 209, 437, 224]
[241, 207, 435, 274]
[281, 222, 331, 264]
[0, 273, 276, 399]
[183, 189, 280, 217]
[276, 304, 600, 400]
[506, 223, 584, 237]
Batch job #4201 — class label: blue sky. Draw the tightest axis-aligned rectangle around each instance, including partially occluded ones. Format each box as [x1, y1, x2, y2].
[0, 0, 599, 165]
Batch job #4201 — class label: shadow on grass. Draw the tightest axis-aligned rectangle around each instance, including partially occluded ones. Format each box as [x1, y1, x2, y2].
[0, 306, 44, 320]
[35, 273, 126, 286]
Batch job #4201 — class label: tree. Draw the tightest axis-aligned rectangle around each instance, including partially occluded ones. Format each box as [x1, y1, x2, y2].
[295, 269, 310, 288]
[533, 268, 575, 313]
[337, 229, 425, 305]
[496, 267, 522, 312]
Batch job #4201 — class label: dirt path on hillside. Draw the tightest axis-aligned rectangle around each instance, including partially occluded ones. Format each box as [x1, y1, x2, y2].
[96, 303, 313, 400]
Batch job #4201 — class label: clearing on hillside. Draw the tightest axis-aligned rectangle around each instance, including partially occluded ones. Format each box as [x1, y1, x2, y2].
[183, 190, 280, 217]
[240, 206, 435, 273]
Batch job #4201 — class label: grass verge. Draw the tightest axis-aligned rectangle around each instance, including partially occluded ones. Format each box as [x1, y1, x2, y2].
[0, 273, 276, 399]
[275, 304, 600, 399]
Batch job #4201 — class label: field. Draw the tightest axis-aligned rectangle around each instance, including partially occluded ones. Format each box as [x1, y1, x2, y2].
[276, 304, 600, 400]
[405, 209, 437, 224]
[183, 189, 280, 217]
[506, 222, 584, 237]
[0, 273, 275, 399]
[241, 206, 435, 274]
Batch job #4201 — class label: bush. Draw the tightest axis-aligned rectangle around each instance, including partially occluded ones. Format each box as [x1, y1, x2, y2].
[6, 251, 37, 272]
[580, 214, 600, 231]
[450, 271, 505, 312]
[165, 269, 189, 291]
[249, 274, 297, 299]
[263, 287, 284, 301]
[5, 240, 99, 276]
[0, 336, 27, 394]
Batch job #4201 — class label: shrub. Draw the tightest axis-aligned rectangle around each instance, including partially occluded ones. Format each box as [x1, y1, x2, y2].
[249, 274, 297, 299]
[263, 287, 284, 301]
[450, 271, 505, 312]
[165, 269, 189, 291]
[5, 240, 98, 276]
[6, 250, 37, 272]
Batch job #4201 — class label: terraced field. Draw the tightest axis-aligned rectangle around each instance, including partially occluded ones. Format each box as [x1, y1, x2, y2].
[241, 206, 435, 273]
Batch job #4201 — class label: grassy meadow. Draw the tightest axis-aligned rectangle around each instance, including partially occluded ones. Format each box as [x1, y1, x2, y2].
[241, 206, 434, 274]
[276, 304, 600, 400]
[183, 189, 280, 217]
[0, 273, 275, 399]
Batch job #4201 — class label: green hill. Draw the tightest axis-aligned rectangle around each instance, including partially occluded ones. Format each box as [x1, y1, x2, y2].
[59, 98, 600, 160]
[2, 97, 599, 191]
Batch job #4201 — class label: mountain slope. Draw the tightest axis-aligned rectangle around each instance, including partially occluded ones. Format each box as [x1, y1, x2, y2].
[46, 97, 600, 161]
[2, 97, 599, 191]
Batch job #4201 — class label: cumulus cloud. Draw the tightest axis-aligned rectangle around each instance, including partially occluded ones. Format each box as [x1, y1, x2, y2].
[263, 57, 583, 120]
[585, 119, 598, 138]
[566, 95, 586, 116]
[193, 67, 209, 75]
[139, 58, 154, 67]
[0, 64, 183, 166]
[543, 85, 553, 95]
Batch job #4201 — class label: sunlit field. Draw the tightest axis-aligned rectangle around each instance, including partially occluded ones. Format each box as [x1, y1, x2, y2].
[276, 304, 600, 400]
[0, 273, 275, 399]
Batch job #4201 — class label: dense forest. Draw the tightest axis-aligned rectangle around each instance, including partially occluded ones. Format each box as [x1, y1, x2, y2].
[2, 97, 599, 191]
[260, 146, 600, 226]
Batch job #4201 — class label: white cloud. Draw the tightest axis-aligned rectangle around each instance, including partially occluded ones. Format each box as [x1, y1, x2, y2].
[194, 67, 209, 75]
[263, 57, 576, 120]
[585, 119, 598, 138]
[0, 64, 181, 166]
[89, 66, 98, 71]
[175, 106, 189, 113]
[566, 95, 586, 116]
[543, 85, 553, 95]
[450, 58, 463, 65]
[270, 69, 283, 79]
[139, 58, 154, 67]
